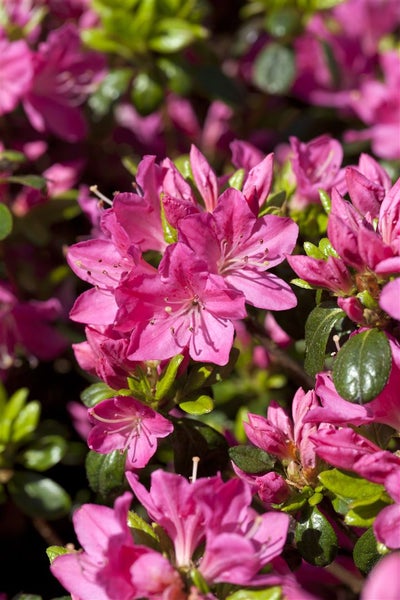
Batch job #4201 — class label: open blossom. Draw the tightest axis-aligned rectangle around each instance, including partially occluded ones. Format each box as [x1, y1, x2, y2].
[0, 38, 33, 116]
[22, 23, 106, 141]
[50, 492, 185, 600]
[177, 187, 298, 310]
[126, 468, 289, 587]
[87, 396, 173, 469]
[115, 243, 247, 366]
[362, 552, 400, 600]
[242, 388, 331, 489]
[289, 135, 346, 208]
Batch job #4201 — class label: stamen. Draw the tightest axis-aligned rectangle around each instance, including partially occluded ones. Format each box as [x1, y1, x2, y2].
[89, 185, 113, 207]
[190, 456, 200, 483]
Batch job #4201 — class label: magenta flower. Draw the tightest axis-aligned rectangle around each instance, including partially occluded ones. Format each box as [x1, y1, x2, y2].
[117, 243, 246, 366]
[243, 388, 331, 488]
[126, 468, 289, 587]
[362, 552, 400, 600]
[373, 469, 400, 550]
[177, 187, 298, 310]
[50, 491, 184, 600]
[306, 339, 400, 430]
[380, 279, 400, 320]
[88, 396, 173, 469]
[0, 38, 33, 116]
[289, 135, 346, 208]
[22, 23, 106, 141]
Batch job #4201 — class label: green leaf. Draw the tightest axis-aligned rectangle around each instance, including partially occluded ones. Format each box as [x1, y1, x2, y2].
[179, 395, 214, 415]
[18, 435, 67, 471]
[252, 43, 295, 95]
[127, 510, 159, 541]
[131, 72, 164, 116]
[319, 189, 331, 214]
[304, 303, 345, 376]
[0, 203, 13, 240]
[88, 68, 132, 117]
[46, 545, 71, 564]
[149, 18, 207, 53]
[228, 168, 245, 191]
[265, 7, 300, 38]
[295, 505, 338, 566]
[155, 354, 184, 401]
[85, 449, 127, 503]
[8, 472, 71, 519]
[345, 498, 391, 528]
[319, 469, 384, 501]
[332, 329, 391, 403]
[80, 382, 116, 408]
[291, 278, 314, 289]
[304, 241, 324, 259]
[11, 401, 40, 443]
[227, 588, 282, 600]
[229, 445, 276, 474]
[0, 388, 29, 442]
[2, 175, 47, 190]
[353, 528, 380, 574]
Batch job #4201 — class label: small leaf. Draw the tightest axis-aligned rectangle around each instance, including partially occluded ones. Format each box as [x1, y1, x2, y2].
[0, 203, 13, 240]
[179, 395, 214, 415]
[85, 449, 127, 503]
[11, 401, 41, 443]
[8, 472, 71, 519]
[155, 354, 184, 401]
[149, 18, 207, 53]
[2, 175, 47, 190]
[81, 382, 116, 408]
[319, 469, 384, 501]
[128, 511, 159, 541]
[131, 72, 164, 116]
[305, 303, 345, 376]
[227, 588, 282, 600]
[253, 43, 295, 95]
[229, 445, 275, 474]
[291, 278, 314, 289]
[332, 329, 391, 403]
[18, 435, 67, 471]
[46, 545, 71, 563]
[295, 505, 338, 566]
[353, 528, 380, 574]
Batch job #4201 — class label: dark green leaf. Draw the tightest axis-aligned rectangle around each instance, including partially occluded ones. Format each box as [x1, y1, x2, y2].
[8, 472, 71, 519]
[81, 382, 116, 408]
[229, 445, 276, 474]
[305, 303, 345, 376]
[0, 203, 13, 240]
[85, 449, 127, 503]
[295, 505, 338, 566]
[131, 73, 164, 116]
[2, 175, 47, 190]
[332, 329, 391, 403]
[253, 43, 295, 95]
[353, 528, 381, 575]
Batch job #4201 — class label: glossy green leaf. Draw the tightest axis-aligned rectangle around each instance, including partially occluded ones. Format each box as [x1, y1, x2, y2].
[0, 203, 13, 240]
[353, 528, 380, 574]
[345, 498, 391, 528]
[253, 43, 295, 95]
[11, 401, 41, 443]
[304, 303, 345, 376]
[80, 382, 116, 408]
[149, 19, 207, 53]
[229, 445, 275, 474]
[131, 72, 164, 116]
[332, 329, 391, 403]
[179, 394, 214, 415]
[85, 449, 127, 502]
[18, 435, 67, 471]
[88, 68, 132, 117]
[291, 278, 314, 289]
[295, 505, 338, 566]
[8, 472, 71, 519]
[319, 469, 384, 500]
[0, 388, 29, 442]
[227, 587, 282, 600]
[2, 175, 47, 190]
[155, 354, 184, 400]
[128, 511, 159, 540]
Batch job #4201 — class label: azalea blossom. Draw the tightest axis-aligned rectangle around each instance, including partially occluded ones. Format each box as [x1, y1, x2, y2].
[177, 187, 298, 310]
[50, 492, 185, 600]
[0, 38, 33, 116]
[126, 468, 290, 587]
[361, 552, 400, 600]
[87, 396, 173, 469]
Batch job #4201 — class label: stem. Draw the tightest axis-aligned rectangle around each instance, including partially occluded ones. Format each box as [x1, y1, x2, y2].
[32, 518, 64, 547]
[324, 561, 364, 594]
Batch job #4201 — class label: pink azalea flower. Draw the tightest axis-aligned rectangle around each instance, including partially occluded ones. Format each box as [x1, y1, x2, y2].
[243, 388, 331, 488]
[380, 278, 400, 320]
[306, 338, 400, 430]
[0, 38, 33, 116]
[22, 23, 106, 141]
[126, 469, 290, 587]
[289, 135, 346, 208]
[373, 470, 400, 550]
[87, 396, 173, 469]
[362, 552, 400, 600]
[116, 243, 246, 366]
[50, 491, 184, 600]
[177, 187, 298, 310]
[0, 282, 67, 372]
